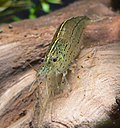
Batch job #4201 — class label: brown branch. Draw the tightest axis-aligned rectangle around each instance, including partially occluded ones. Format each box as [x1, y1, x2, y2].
[0, 0, 120, 128]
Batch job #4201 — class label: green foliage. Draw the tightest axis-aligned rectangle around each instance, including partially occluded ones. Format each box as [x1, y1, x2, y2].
[40, 0, 62, 13]
[0, 0, 62, 24]
[41, 1, 50, 13]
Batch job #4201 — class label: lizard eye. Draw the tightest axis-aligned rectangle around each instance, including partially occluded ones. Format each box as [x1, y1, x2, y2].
[53, 57, 57, 62]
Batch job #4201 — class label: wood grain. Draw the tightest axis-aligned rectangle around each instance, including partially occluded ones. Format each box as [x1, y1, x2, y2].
[0, 0, 120, 128]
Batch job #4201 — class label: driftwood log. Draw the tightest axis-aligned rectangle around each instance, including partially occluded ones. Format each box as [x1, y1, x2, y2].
[0, 0, 120, 128]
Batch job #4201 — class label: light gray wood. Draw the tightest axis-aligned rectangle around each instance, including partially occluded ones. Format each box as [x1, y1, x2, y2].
[0, 0, 120, 128]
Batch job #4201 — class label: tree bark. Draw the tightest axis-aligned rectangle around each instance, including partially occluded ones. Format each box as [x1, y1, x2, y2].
[0, 0, 120, 128]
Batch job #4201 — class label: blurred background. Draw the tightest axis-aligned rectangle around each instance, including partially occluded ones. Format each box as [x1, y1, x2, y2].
[0, 0, 75, 24]
[0, 0, 120, 25]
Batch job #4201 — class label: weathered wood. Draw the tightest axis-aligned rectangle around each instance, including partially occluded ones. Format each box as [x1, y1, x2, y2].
[0, 0, 120, 128]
